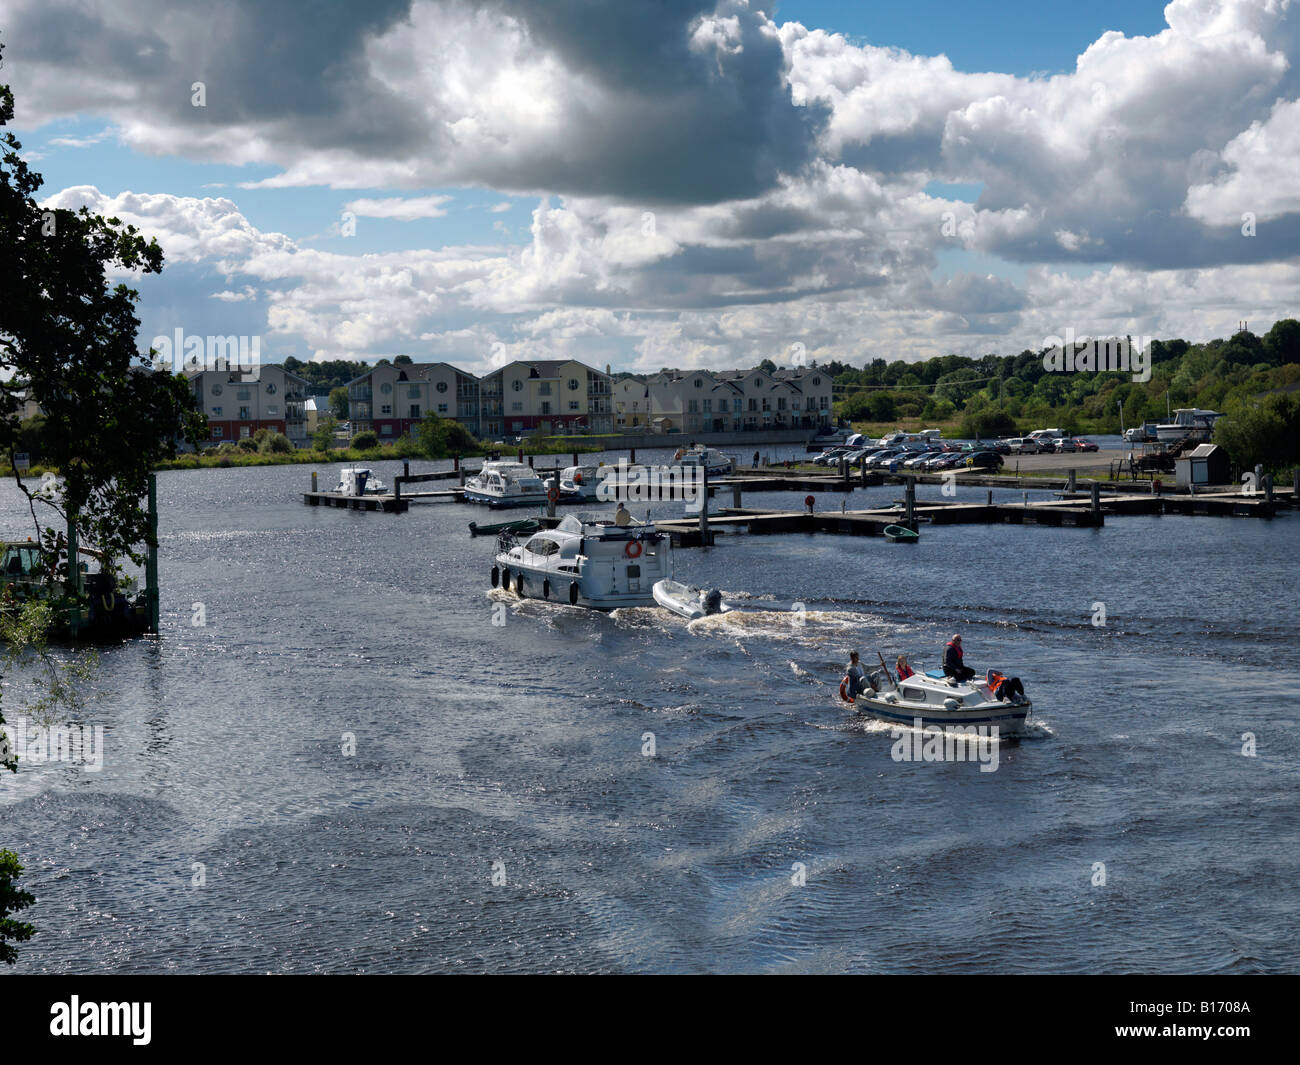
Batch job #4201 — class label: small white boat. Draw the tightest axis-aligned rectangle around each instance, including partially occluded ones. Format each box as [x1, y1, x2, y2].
[652, 579, 727, 620]
[464, 460, 548, 507]
[334, 466, 388, 496]
[492, 512, 672, 609]
[551, 464, 605, 502]
[846, 667, 1032, 736]
[673, 446, 734, 476]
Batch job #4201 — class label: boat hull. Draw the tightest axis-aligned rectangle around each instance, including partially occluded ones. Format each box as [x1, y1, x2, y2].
[497, 561, 656, 609]
[851, 696, 1030, 735]
[463, 488, 548, 508]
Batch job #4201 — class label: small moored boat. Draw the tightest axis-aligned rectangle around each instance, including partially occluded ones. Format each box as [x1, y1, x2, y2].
[652, 579, 727, 620]
[334, 466, 388, 496]
[468, 518, 541, 537]
[883, 524, 919, 543]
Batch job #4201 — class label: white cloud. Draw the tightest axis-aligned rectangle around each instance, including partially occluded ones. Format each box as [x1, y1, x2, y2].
[343, 195, 453, 220]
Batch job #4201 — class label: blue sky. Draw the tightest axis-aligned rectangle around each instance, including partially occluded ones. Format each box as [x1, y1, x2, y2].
[6, 0, 1297, 371]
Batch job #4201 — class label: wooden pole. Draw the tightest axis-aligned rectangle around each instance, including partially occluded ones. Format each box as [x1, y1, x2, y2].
[1091, 482, 1100, 514]
[698, 464, 710, 545]
[311, 470, 317, 492]
[905, 477, 915, 526]
[732, 483, 741, 508]
[146, 473, 159, 633]
[876, 651, 896, 688]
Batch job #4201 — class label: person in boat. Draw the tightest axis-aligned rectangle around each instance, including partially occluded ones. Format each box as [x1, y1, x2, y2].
[895, 655, 914, 680]
[845, 651, 872, 698]
[614, 501, 632, 526]
[986, 669, 1026, 704]
[942, 635, 976, 682]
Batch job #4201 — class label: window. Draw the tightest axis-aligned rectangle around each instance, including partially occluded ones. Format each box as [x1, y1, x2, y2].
[436, 381, 448, 393]
[748, 399, 757, 411]
[902, 687, 925, 702]
[694, 378, 703, 388]
[703, 399, 712, 412]
[438, 403, 448, 413]
[568, 378, 579, 391]
[409, 405, 420, 419]
[381, 424, 394, 435]
[511, 402, 523, 412]
[239, 406, 251, 420]
[812, 376, 821, 386]
[211, 406, 222, 416]
[381, 404, 392, 415]
[569, 401, 579, 411]
[541, 402, 551, 415]
[688, 400, 698, 413]
[539, 383, 552, 395]
[381, 383, 392, 394]
[512, 380, 523, 392]
[211, 383, 223, 396]
[211, 426, 223, 439]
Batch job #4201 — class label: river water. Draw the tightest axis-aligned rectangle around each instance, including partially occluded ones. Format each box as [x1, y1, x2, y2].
[1, 448, 1296, 973]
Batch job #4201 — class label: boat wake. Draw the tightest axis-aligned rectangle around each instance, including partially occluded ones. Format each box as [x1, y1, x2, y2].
[686, 608, 883, 646]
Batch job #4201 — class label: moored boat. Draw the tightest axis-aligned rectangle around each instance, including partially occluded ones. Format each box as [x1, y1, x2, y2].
[333, 466, 388, 496]
[468, 518, 540, 537]
[464, 461, 548, 507]
[883, 524, 919, 543]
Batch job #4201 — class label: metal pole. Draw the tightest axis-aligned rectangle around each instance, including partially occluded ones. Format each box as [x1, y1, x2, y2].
[1091, 482, 1100, 514]
[311, 471, 317, 492]
[905, 477, 915, 526]
[698, 464, 710, 544]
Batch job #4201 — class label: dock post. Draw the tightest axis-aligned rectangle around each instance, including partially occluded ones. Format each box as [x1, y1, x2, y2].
[146, 473, 159, 634]
[860, 460, 868, 487]
[394, 476, 402, 505]
[311, 471, 317, 492]
[453, 454, 460, 472]
[459, 465, 467, 486]
[517, 447, 524, 463]
[905, 477, 915, 526]
[1264, 474, 1274, 503]
[403, 460, 410, 481]
[732, 483, 742, 508]
[630, 448, 636, 464]
[1293, 467, 1299, 498]
[698, 465, 711, 545]
[1067, 469, 1076, 493]
[573, 452, 579, 467]
[528, 456, 534, 468]
[986, 490, 993, 505]
[1090, 482, 1100, 514]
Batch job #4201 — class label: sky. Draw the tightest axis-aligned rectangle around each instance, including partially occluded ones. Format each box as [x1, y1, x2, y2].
[2, 0, 1297, 376]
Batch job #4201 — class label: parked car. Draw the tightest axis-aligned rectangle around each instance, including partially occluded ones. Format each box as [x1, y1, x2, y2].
[1004, 438, 1040, 455]
[813, 446, 851, 465]
[901, 453, 932, 469]
[1054, 437, 1080, 453]
[866, 449, 906, 469]
[1074, 438, 1099, 452]
[986, 441, 1012, 455]
[966, 451, 1005, 470]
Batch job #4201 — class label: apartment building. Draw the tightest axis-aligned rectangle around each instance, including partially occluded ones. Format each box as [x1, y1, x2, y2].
[187, 363, 310, 446]
[478, 359, 614, 438]
[347, 361, 482, 440]
[616, 367, 833, 434]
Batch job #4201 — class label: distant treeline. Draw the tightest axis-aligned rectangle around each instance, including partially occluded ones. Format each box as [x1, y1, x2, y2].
[812, 319, 1300, 450]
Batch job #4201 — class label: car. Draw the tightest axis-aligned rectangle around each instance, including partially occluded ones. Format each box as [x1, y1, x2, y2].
[1004, 438, 1040, 455]
[985, 441, 1012, 455]
[812, 446, 851, 465]
[1054, 437, 1080, 452]
[1074, 438, 1099, 452]
[922, 453, 955, 471]
[866, 449, 906, 469]
[966, 451, 1005, 470]
[901, 453, 932, 469]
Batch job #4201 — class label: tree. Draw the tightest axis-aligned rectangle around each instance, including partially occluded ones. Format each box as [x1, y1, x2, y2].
[328, 386, 350, 421]
[350, 430, 379, 450]
[394, 354, 413, 365]
[417, 412, 478, 458]
[0, 849, 35, 965]
[312, 416, 338, 451]
[757, 358, 777, 374]
[1213, 394, 1300, 472]
[1, 42, 203, 566]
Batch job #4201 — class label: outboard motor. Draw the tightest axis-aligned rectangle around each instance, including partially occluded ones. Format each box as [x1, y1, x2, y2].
[702, 589, 723, 616]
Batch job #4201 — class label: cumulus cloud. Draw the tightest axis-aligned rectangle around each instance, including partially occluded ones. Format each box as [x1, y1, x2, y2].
[343, 195, 453, 220]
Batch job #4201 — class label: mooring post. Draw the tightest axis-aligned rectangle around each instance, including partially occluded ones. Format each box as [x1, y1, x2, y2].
[572, 452, 578, 467]
[1264, 474, 1274, 503]
[1067, 468, 1076, 493]
[394, 475, 402, 504]
[630, 448, 636, 464]
[528, 456, 534, 468]
[860, 460, 868, 487]
[1091, 482, 1100, 514]
[311, 470, 317, 493]
[732, 483, 742, 508]
[905, 477, 915, 526]
[146, 473, 160, 634]
[517, 447, 524, 463]
[403, 460, 410, 481]
[453, 453, 460, 472]
[698, 464, 711, 545]
[987, 489, 993, 505]
[547, 478, 556, 518]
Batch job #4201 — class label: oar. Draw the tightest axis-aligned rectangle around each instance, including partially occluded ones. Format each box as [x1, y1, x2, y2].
[877, 651, 896, 688]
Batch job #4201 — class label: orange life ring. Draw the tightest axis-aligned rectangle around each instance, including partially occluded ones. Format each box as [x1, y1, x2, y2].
[839, 676, 854, 702]
[547, 484, 559, 503]
[625, 540, 642, 559]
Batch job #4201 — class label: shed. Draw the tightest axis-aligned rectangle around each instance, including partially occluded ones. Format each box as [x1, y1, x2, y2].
[1175, 443, 1230, 488]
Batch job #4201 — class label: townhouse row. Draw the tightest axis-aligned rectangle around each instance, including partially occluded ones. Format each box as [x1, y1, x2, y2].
[181, 357, 834, 445]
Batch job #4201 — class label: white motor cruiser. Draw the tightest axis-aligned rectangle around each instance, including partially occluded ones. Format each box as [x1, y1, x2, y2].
[652, 579, 727, 620]
[550, 465, 605, 502]
[673, 446, 734, 476]
[492, 512, 671, 609]
[334, 466, 389, 496]
[845, 666, 1032, 736]
[1154, 408, 1222, 443]
[464, 460, 548, 507]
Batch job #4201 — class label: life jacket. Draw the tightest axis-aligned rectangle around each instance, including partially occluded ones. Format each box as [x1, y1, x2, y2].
[897, 663, 914, 679]
[945, 640, 963, 663]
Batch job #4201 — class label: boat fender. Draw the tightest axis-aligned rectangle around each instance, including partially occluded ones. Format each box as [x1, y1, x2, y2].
[943, 698, 959, 710]
[501, 567, 510, 589]
[568, 582, 579, 605]
[839, 676, 854, 703]
[883, 692, 898, 703]
[625, 540, 642, 559]
[543, 579, 550, 599]
[491, 566, 499, 588]
[515, 572, 524, 595]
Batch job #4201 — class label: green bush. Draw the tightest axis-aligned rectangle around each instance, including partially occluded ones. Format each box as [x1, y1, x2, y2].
[350, 430, 379, 450]
[236, 437, 259, 452]
[259, 432, 293, 454]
